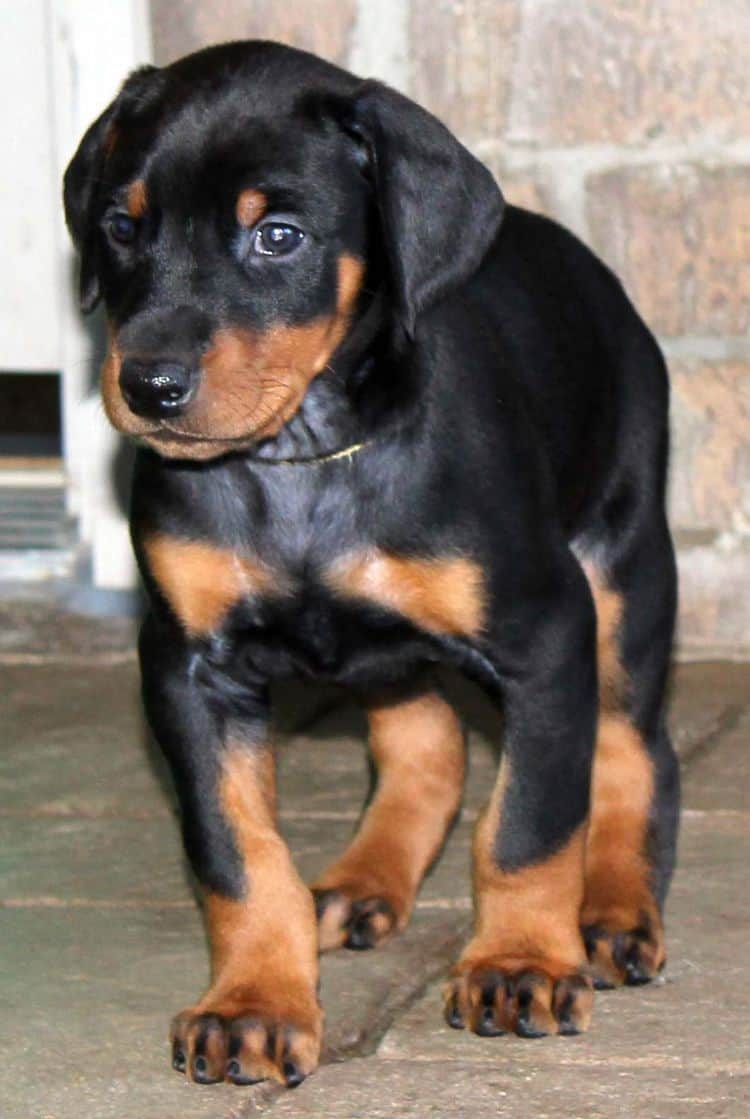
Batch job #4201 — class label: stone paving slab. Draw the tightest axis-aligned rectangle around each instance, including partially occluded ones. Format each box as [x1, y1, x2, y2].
[265, 1058, 749, 1119]
[0, 902, 467, 1119]
[2, 641, 749, 1119]
[0, 906, 242, 1119]
[681, 709, 750, 812]
[0, 598, 138, 660]
[0, 809, 475, 910]
[0, 663, 168, 819]
[378, 812, 750, 1070]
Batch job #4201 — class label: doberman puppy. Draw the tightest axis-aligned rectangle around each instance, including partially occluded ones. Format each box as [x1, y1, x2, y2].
[64, 41, 679, 1089]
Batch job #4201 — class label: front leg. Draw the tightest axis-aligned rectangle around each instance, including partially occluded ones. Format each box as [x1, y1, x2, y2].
[446, 569, 597, 1038]
[313, 679, 465, 950]
[140, 616, 322, 1088]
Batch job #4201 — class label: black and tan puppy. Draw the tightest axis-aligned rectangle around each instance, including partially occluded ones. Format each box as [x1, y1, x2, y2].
[64, 41, 679, 1088]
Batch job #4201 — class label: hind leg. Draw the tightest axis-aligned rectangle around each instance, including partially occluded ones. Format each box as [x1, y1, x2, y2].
[312, 679, 465, 950]
[580, 523, 679, 988]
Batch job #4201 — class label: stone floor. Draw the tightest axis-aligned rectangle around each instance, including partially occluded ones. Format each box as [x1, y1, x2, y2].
[1, 601, 749, 1118]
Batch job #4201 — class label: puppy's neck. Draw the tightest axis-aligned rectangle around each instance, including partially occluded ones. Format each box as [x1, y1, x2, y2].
[250, 288, 401, 465]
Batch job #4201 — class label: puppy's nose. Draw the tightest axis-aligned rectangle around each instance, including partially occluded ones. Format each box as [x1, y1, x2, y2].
[119, 360, 196, 419]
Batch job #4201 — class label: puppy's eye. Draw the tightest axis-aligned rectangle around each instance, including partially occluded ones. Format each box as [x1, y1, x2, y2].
[108, 213, 138, 244]
[252, 222, 304, 258]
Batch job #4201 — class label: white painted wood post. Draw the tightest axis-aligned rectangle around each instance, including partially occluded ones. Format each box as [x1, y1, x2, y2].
[49, 0, 152, 589]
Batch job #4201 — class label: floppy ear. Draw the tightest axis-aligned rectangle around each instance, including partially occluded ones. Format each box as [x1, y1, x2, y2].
[63, 65, 162, 313]
[345, 81, 505, 336]
[63, 104, 119, 313]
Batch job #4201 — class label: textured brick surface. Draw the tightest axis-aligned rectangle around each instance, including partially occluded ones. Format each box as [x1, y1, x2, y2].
[479, 155, 550, 215]
[510, 0, 750, 146]
[588, 164, 750, 337]
[410, 0, 520, 142]
[151, 0, 356, 66]
[670, 361, 750, 532]
[676, 535, 750, 659]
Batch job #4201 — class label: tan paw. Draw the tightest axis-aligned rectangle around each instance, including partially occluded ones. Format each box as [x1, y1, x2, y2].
[313, 886, 401, 951]
[444, 957, 593, 1038]
[582, 911, 665, 989]
[170, 990, 322, 1088]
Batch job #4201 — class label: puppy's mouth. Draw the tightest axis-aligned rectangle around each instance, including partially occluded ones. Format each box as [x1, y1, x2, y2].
[142, 424, 260, 456]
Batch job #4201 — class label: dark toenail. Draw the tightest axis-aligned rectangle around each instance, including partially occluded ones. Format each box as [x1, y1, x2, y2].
[172, 1047, 186, 1072]
[312, 888, 336, 920]
[283, 1060, 305, 1088]
[481, 982, 497, 1007]
[265, 1028, 277, 1062]
[344, 913, 376, 951]
[475, 1005, 504, 1037]
[446, 996, 465, 1029]
[625, 962, 651, 985]
[227, 1059, 240, 1077]
[516, 1017, 547, 1039]
[517, 987, 533, 1010]
[195, 1056, 207, 1073]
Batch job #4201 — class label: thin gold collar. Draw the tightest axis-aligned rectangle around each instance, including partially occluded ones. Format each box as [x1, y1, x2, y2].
[258, 440, 372, 467]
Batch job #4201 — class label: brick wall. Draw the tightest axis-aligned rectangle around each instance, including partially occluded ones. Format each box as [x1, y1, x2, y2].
[151, 0, 750, 658]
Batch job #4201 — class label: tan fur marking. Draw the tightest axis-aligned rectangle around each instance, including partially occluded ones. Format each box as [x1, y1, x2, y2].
[466, 767, 588, 973]
[582, 713, 659, 932]
[176, 747, 321, 1083]
[235, 188, 267, 228]
[100, 330, 126, 429]
[326, 550, 486, 636]
[582, 563, 626, 710]
[206, 749, 318, 995]
[143, 535, 279, 636]
[313, 689, 464, 949]
[126, 178, 147, 219]
[447, 762, 592, 1036]
[580, 562, 665, 979]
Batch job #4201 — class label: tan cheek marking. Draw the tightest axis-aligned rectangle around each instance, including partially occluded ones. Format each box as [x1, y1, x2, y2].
[325, 549, 486, 637]
[100, 333, 122, 424]
[127, 178, 147, 219]
[100, 328, 149, 434]
[336, 253, 365, 316]
[143, 535, 279, 636]
[198, 257, 364, 441]
[236, 188, 267, 228]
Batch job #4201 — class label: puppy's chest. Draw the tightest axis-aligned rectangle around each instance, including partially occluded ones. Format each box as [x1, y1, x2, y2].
[143, 530, 487, 680]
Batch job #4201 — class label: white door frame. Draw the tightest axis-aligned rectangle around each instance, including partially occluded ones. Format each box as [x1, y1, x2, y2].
[50, 0, 152, 589]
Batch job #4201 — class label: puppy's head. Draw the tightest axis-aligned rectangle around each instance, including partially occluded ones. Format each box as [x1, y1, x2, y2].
[64, 42, 503, 461]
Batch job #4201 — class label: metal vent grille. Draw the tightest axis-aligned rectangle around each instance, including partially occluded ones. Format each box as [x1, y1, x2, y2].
[0, 486, 76, 551]
[0, 483, 79, 581]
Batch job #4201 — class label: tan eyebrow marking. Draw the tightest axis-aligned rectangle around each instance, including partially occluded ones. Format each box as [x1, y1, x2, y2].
[126, 179, 147, 219]
[236, 188, 268, 228]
